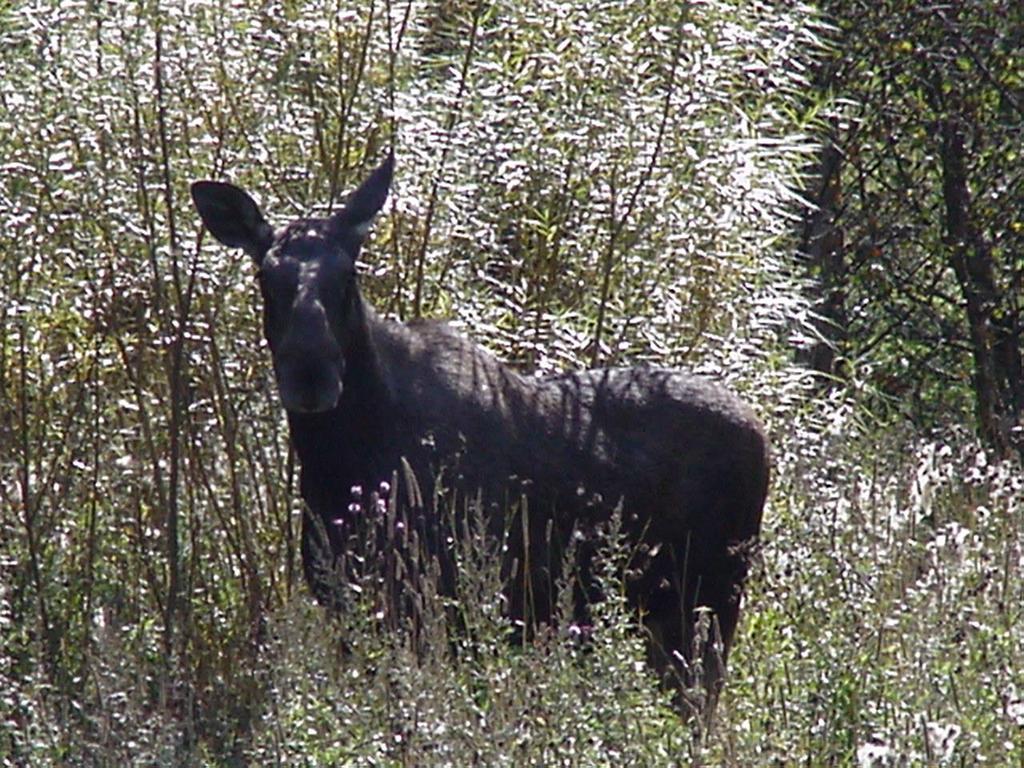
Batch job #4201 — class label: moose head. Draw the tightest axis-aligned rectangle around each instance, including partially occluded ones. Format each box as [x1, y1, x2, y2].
[191, 155, 394, 414]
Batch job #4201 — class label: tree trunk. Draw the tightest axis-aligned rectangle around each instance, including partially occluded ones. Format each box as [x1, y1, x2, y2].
[798, 136, 847, 380]
[939, 118, 1013, 455]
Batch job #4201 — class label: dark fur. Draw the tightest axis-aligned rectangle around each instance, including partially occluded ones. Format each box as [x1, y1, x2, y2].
[191, 156, 769, 705]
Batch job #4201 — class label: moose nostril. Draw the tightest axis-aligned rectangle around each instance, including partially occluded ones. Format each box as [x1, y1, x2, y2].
[301, 390, 320, 411]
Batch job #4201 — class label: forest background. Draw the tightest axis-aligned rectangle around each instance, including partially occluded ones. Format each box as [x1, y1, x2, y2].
[1, 0, 1021, 764]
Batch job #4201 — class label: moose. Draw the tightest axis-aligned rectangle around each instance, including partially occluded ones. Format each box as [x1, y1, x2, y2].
[191, 154, 769, 709]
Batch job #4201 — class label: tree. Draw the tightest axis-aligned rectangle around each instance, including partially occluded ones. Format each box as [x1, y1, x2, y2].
[802, 0, 1023, 456]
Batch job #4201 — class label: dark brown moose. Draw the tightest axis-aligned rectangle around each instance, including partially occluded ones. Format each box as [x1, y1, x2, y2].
[191, 155, 769, 711]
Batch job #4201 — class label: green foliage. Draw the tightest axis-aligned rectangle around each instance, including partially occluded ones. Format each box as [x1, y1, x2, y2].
[805, 0, 1024, 439]
[241, 521, 693, 766]
[716, 421, 1024, 765]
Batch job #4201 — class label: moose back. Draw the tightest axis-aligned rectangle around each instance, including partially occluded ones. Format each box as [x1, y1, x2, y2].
[191, 155, 769, 702]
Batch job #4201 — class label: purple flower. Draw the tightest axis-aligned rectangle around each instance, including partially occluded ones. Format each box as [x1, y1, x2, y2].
[567, 623, 594, 641]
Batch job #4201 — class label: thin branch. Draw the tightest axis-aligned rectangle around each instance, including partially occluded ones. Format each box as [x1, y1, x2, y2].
[592, 18, 685, 366]
[412, 2, 485, 319]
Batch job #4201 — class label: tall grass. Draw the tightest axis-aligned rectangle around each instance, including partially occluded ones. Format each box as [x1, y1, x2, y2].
[715, 413, 1024, 765]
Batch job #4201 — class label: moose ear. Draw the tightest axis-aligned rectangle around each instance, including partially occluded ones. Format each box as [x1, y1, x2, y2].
[333, 152, 394, 239]
[191, 181, 274, 259]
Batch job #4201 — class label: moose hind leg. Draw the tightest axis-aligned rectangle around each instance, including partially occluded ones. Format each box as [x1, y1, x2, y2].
[641, 590, 729, 715]
[639, 537, 748, 718]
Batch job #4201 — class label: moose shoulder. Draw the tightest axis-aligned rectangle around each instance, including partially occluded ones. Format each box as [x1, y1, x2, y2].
[191, 155, 769, 707]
